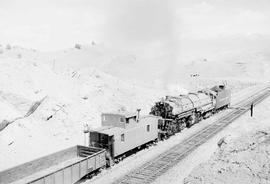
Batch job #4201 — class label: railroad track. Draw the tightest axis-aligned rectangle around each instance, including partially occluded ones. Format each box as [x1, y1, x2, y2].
[113, 86, 270, 184]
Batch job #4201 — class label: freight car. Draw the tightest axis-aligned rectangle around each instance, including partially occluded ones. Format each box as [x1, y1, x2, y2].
[89, 112, 161, 165]
[150, 84, 231, 137]
[0, 146, 106, 184]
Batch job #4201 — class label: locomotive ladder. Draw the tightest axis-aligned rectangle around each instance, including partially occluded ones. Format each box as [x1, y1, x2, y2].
[113, 85, 270, 184]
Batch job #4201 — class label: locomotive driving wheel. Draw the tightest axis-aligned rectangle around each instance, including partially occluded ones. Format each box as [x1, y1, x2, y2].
[186, 113, 197, 128]
[176, 118, 186, 132]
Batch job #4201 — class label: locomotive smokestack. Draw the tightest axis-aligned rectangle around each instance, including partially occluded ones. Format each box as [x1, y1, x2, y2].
[137, 109, 141, 122]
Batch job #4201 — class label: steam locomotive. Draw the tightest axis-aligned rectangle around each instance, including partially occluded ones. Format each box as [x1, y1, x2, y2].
[150, 84, 231, 137]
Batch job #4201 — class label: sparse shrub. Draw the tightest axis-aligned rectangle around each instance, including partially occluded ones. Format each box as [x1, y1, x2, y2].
[75, 43, 82, 49]
[6, 44, 11, 50]
[120, 106, 126, 112]
[17, 53, 22, 58]
[0, 48, 3, 54]
[82, 96, 88, 100]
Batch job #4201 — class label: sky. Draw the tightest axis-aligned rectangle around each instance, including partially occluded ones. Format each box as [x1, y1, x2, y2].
[0, 0, 269, 51]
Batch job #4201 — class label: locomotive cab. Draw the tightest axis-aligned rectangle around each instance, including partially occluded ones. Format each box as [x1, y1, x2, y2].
[211, 84, 231, 109]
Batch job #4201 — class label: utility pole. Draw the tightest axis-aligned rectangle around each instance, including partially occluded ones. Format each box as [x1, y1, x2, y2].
[250, 103, 254, 117]
[136, 109, 141, 122]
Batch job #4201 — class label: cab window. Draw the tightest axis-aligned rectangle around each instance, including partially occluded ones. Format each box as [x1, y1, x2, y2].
[147, 125, 150, 132]
[121, 134, 125, 142]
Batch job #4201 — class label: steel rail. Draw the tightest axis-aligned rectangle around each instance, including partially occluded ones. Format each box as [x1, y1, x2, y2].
[113, 86, 270, 184]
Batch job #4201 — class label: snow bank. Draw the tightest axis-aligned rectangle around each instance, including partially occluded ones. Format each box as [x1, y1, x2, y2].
[184, 130, 270, 184]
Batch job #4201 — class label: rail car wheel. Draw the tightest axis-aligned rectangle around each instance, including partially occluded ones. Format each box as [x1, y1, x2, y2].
[195, 113, 200, 124]
[196, 112, 202, 122]
[176, 119, 185, 131]
[181, 123, 186, 131]
[107, 157, 114, 167]
[177, 119, 186, 132]
[106, 153, 114, 167]
[187, 113, 197, 128]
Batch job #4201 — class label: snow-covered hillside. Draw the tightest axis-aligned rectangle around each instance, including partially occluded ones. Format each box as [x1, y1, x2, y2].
[3, 42, 269, 89]
[0, 46, 164, 171]
[0, 42, 268, 173]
